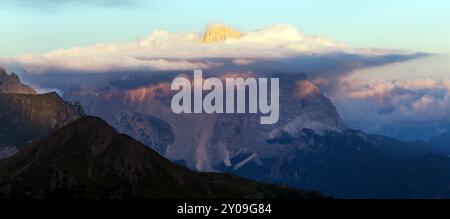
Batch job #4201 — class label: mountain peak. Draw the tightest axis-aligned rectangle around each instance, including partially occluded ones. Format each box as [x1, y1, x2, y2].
[0, 67, 37, 95]
[43, 116, 117, 157]
[201, 24, 242, 43]
[60, 116, 115, 137]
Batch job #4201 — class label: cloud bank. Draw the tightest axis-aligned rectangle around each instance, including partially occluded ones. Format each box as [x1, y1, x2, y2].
[4, 24, 413, 74]
[335, 55, 450, 140]
[1, 23, 433, 141]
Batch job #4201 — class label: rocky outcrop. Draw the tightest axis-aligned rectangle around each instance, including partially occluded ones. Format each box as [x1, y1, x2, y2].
[202, 24, 242, 43]
[0, 67, 84, 157]
[0, 67, 36, 95]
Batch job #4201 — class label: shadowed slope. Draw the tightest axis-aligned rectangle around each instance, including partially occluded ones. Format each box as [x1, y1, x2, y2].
[0, 116, 321, 199]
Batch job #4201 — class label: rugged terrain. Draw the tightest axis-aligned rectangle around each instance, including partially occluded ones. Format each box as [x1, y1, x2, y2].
[0, 67, 36, 95]
[62, 71, 450, 198]
[0, 68, 83, 159]
[0, 116, 321, 199]
[66, 73, 346, 170]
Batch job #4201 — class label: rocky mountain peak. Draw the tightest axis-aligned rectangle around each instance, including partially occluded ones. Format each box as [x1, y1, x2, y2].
[202, 24, 242, 43]
[0, 66, 37, 95]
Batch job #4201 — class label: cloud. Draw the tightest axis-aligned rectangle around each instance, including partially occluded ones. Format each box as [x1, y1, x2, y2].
[1, 23, 432, 139]
[5, 24, 416, 74]
[334, 55, 450, 140]
[342, 78, 449, 99]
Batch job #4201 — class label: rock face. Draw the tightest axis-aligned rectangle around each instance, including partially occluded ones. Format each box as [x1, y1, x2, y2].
[0, 67, 36, 95]
[66, 73, 346, 171]
[0, 92, 84, 155]
[0, 116, 321, 199]
[0, 67, 84, 159]
[65, 88, 174, 155]
[180, 74, 346, 171]
[202, 24, 242, 43]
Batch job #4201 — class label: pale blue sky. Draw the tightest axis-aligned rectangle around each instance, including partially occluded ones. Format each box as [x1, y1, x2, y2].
[1, 0, 449, 56]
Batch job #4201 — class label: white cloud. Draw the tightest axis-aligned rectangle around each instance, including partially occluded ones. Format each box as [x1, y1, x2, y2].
[5, 24, 407, 74]
[334, 55, 450, 140]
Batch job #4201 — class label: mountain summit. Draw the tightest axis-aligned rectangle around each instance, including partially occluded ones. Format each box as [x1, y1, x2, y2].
[0, 66, 83, 159]
[0, 67, 36, 95]
[201, 24, 242, 43]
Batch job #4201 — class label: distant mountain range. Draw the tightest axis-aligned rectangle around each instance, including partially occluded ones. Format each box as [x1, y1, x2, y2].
[61, 71, 450, 198]
[4, 67, 450, 198]
[0, 67, 319, 199]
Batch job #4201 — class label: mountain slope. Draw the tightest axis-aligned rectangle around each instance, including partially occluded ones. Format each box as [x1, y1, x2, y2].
[66, 73, 346, 171]
[0, 67, 84, 159]
[65, 91, 174, 154]
[60, 71, 450, 198]
[0, 116, 321, 199]
[0, 92, 84, 155]
[222, 128, 450, 198]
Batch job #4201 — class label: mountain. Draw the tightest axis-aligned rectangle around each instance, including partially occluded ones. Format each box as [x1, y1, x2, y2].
[222, 128, 450, 198]
[65, 73, 346, 170]
[362, 133, 441, 159]
[0, 67, 36, 95]
[65, 86, 174, 154]
[202, 24, 242, 43]
[61, 72, 450, 198]
[0, 67, 84, 159]
[0, 116, 321, 199]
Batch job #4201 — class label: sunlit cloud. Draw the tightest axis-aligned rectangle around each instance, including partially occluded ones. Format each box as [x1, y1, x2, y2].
[4, 24, 414, 74]
[334, 55, 450, 140]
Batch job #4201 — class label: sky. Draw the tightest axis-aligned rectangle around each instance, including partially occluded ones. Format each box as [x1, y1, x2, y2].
[1, 0, 450, 141]
[1, 0, 450, 57]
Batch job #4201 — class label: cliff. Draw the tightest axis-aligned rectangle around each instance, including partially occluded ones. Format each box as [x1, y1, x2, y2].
[201, 24, 242, 43]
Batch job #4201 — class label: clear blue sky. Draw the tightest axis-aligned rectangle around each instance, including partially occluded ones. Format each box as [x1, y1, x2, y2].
[1, 0, 449, 56]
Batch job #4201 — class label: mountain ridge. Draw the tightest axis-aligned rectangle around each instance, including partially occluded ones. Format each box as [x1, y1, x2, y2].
[0, 67, 36, 95]
[41, 71, 450, 198]
[0, 116, 322, 199]
[0, 67, 84, 159]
